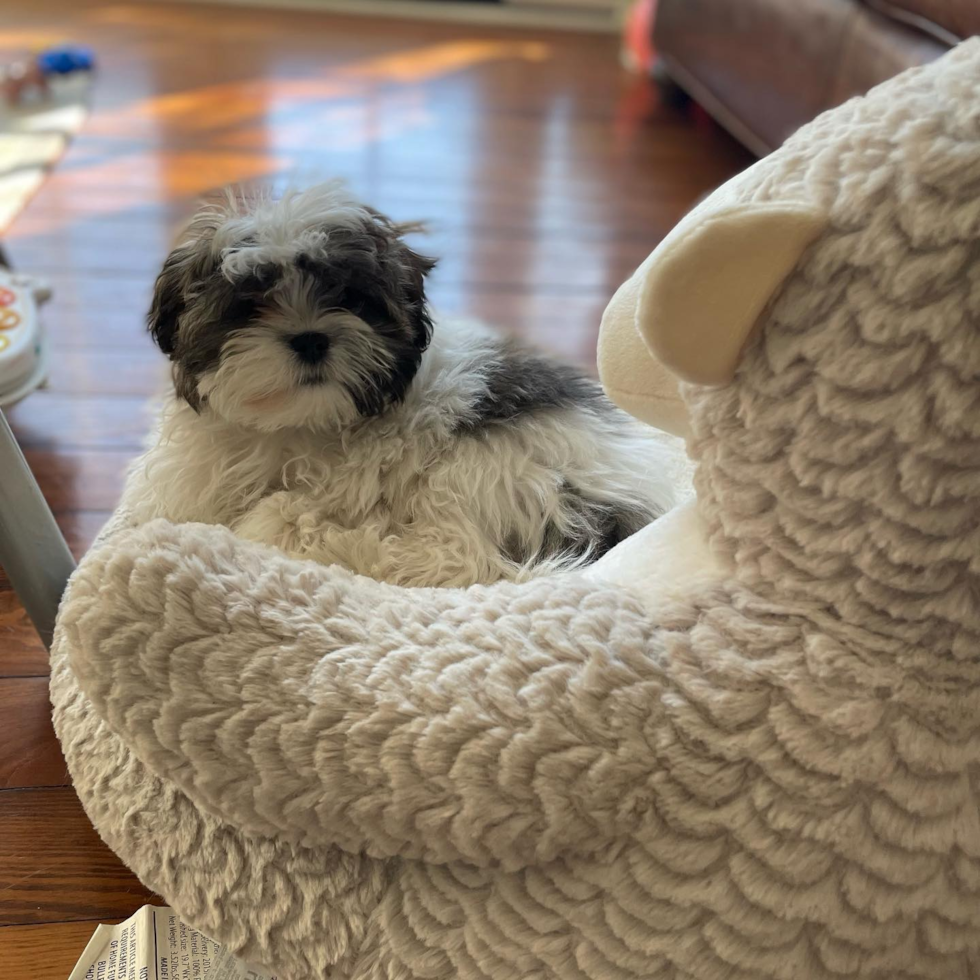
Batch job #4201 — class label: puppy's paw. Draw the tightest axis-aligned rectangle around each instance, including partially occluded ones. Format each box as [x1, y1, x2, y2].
[234, 491, 315, 553]
[235, 492, 366, 571]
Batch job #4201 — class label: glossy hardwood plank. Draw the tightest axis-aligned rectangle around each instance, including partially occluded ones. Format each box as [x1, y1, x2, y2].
[0, 590, 48, 678]
[5, 394, 153, 451]
[22, 451, 130, 512]
[36, 152, 731, 212]
[15, 196, 711, 261]
[43, 352, 168, 398]
[0, 920, 116, 980]
[0, 678, 68, 788]
[0, 789, 158, 926]
[41, 303, 155, 351]
[10, 184, 713, 241]
[0, 512, 112, 678]
[55, 512, 114, 563]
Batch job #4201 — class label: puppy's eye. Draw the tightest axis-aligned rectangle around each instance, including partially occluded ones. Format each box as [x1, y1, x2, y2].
[249, 263, 278, 289]
[224, 295, 260, 324]
[239, 266, 278, 293]
[341, 290, 388, 324]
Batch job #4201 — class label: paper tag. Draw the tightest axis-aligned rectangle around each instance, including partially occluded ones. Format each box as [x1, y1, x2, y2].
[206, 947, 275, 980]
[65, 906, 276, 980]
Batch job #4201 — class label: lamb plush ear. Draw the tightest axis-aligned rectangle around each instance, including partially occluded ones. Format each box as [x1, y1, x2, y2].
[598, 271, 690, 438]
[638, 204, 827, 386]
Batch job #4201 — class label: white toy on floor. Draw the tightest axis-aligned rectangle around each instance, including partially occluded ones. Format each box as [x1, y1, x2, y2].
[0, 268, 50, 405]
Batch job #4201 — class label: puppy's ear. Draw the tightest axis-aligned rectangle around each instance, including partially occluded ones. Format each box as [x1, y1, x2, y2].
[391, 221, 437, 280]
[390, 225, 437, 349]
[401, 244, 437, 349]
[399, 243, 437, 295]
[147, 244, 194, 356]
[148, 208, 222, 356]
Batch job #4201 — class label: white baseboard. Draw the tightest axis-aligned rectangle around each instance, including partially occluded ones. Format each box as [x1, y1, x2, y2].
[147, 0, 627, 33]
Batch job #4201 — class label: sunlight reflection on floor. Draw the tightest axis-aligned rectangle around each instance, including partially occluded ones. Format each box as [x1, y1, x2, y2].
[21, 38, 553, 232]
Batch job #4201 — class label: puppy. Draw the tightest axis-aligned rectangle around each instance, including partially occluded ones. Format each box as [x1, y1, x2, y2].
[123, 183, 684, 586]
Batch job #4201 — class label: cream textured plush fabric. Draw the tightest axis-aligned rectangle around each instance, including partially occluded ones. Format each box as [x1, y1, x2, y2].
[52, 41, 980, 980]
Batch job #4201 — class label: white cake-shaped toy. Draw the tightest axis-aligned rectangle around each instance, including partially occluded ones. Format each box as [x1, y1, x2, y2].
[0, 269, 49, 405]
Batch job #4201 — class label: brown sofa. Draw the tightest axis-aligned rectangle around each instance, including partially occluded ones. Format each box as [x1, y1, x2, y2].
[653, 0, 978, 155]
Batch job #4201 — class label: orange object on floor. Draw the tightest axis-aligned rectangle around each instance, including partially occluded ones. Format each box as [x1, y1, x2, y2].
[622, 0, 658, 73]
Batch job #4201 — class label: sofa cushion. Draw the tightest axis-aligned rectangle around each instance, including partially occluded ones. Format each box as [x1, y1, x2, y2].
[654, 0, 947, 155]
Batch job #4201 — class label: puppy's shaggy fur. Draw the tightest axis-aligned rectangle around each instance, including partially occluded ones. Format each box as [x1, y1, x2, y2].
[124, 184, 681, 586]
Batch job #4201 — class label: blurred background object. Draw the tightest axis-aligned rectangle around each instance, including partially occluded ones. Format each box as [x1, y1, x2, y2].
[181, 0, 636, 32]
[1, 43, 94, 107]
[620, 0, 657, 73]
[651, 0, 975, 155]
[0, 41, 92, 406]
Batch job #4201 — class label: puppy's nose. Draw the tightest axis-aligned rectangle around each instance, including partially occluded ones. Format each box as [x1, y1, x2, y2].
[288, 331, 330, 365]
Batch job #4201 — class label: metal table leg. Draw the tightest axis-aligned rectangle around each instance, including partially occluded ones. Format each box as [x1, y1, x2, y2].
[0, 407, 76, 650]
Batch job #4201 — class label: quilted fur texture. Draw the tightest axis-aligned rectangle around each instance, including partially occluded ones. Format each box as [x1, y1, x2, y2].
[52, 41, 980, 980]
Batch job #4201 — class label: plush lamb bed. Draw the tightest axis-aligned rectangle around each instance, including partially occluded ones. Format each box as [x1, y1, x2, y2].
[52, 42, 980, 980]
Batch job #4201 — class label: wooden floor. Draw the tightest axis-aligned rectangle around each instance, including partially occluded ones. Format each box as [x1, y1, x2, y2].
[0, 1, 750, 974]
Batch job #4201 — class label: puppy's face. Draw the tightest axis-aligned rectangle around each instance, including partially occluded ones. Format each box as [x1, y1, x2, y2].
[148, 185, 435, 431]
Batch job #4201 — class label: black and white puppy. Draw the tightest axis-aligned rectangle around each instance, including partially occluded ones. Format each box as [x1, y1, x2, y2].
[123, 183, 684, 586]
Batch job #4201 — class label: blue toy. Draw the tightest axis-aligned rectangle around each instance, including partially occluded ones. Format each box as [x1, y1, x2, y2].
[37, 45, 95, 76]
